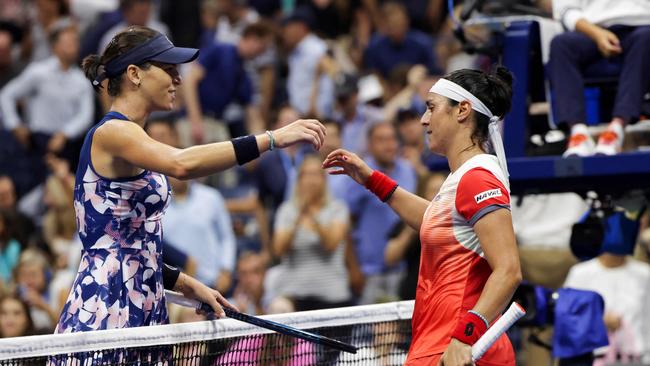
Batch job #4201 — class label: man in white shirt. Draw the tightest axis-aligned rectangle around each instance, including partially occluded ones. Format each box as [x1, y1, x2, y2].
[0, 24, 93, 186]
[282, 7, 335, 119]
[565, 252, 650, 363]
[549, 0, 650, 157]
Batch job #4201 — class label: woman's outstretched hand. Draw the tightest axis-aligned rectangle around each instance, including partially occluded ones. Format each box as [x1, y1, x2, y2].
[321, 149, 373, 185]
[273, 119, 327, 150]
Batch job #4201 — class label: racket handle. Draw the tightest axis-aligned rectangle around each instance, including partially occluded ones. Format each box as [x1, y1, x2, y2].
[471, 302, 525, 361]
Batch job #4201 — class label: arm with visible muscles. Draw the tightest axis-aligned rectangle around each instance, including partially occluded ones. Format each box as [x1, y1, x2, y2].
[95, 117, 325, 180]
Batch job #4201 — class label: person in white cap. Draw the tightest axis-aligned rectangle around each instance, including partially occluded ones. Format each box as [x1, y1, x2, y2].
[323, 66, 521, 366]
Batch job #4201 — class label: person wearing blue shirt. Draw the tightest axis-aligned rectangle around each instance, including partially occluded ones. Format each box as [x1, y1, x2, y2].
[146, 119, 237, 293]
[183, 23, 272, 143]
[363, 2, 440, 79]
[343, 122, 417, 304]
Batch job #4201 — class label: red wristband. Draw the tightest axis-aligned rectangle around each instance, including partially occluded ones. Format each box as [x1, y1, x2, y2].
[451, 311, 488, 346]
[364, 171, 398, 202]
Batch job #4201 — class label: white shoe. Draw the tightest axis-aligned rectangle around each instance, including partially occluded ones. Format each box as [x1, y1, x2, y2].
[595, 121, 624, 156]
[563, 124, 595, 157]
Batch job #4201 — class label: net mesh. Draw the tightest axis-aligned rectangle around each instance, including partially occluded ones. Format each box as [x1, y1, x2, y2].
[0, 301, 414, 366]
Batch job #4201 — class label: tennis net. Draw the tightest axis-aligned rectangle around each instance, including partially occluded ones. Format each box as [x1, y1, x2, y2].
[0, 300, 414, 365]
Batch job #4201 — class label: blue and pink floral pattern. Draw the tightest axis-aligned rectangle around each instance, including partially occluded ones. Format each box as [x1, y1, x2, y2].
[55, 112, 171, 333]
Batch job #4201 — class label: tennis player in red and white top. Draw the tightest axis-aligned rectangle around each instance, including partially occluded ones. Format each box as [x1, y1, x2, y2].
[323, 67, 522, 366]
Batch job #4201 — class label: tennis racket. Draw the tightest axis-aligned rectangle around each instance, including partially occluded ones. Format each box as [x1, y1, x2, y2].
[472, 302, 526, 361]
[164, 290, 357, 354]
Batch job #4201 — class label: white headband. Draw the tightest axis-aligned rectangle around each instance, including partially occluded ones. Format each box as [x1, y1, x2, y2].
[429, 78, 510, 179]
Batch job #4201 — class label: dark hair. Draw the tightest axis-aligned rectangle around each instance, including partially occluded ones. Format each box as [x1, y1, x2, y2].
[0, 295, 36, 338]
[443, 66, 513, 150]
[81, 26, 158, 96]
[48, 22, 76, 46]
[367, 121, 395, 140]
[242, 22, 273, 39]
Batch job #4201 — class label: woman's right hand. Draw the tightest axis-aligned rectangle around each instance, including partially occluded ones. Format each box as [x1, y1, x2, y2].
[321, 149, 373, 186]
[273, 119, 326, 150]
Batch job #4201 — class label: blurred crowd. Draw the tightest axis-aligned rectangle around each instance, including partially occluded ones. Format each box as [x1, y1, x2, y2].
[0, 1, 649, 364]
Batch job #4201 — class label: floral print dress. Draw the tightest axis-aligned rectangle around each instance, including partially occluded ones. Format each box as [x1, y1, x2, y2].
[55, 111, 171, 333]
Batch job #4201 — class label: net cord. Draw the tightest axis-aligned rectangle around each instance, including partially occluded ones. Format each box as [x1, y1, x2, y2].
[0, 300, 414, 360]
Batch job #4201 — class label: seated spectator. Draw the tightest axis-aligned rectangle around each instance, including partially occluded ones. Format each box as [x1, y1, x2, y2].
[14, 249, 58, 332]
[0, 24, 94, 188]
[0, 26, 25, 89]
[252, 106, 307, 219]
[0, 294, 35, 338]
[395, 107, 438, 179]
[282, 6, 335, 118]
[0, 176, 35, 249]
[550, 0, 650, 157]
[183, 22, 272, 144]
[565, 251, 650, 363]
[42, 156, 77, 270]
[271, 154, 352, 311]
[230, 251, 268, 315]
[98, 0, 170, 54]
[384, 172, 447, 301]
[146, 119, 237, 294]
[0, 210, 21, 287]
[24, 0, 71, 62]
[342, 122, 417, 304]
[333, 74, 385, 155]
[363, 2, 439, 80]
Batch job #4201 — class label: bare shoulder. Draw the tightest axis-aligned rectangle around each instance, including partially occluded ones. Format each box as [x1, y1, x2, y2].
[94, 119, 145, 148]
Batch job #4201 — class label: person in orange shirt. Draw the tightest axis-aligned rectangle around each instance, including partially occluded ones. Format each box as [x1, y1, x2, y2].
[323, 67, 522, 366]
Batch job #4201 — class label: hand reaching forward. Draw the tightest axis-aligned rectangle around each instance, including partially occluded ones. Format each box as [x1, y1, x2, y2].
[321, 149, 373, 185]
[273, 119, 327, 150]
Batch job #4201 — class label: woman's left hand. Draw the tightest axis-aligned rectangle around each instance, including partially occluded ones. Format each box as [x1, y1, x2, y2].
[438, 339, 474, 366]
[176, 273, 238, 318]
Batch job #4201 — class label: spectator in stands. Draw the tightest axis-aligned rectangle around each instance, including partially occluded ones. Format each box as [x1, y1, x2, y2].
[396, 107, 437, 178]
[271, 154, 352, 311]
[41, 156, 77, 270]
[342, 122, 417, 304]
[282, 6, 335, 118]
[0, 295, 35, 338]
[203, 0, 277, 121]
[333, 73, 385, 155]
[25, 0, 71, 62]
[363, 2, 439, 80]
[384, 172, 447, 301]
[0, 176, 35, 249]
[550, 0, 650, 157]
[0, 210, 21, 287]
[183, 22, 272, 144]
[565, 251, 650, 363]
[14, 249, 58, 332]
[0, 24, 93, 182]
[230, 251, 268, 315]
[146, 119, 237, 294]
[98, 0, 170, 54]
[253, 106, 306, 219]
[0, 27, 25, 89]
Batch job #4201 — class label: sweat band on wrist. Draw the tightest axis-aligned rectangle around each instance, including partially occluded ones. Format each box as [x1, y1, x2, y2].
[162, 263, 181, 290]
[364, 171, 399, 202]
[232, 135, 260, 165]
[451, 311, 489, 346]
